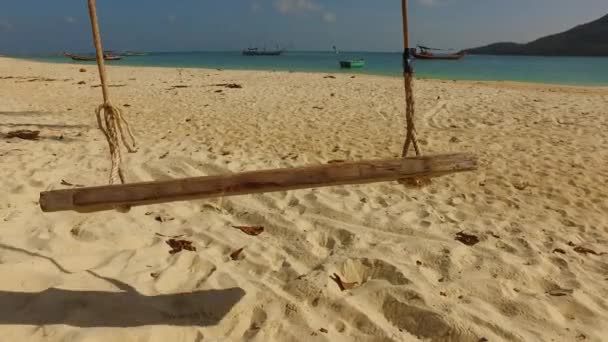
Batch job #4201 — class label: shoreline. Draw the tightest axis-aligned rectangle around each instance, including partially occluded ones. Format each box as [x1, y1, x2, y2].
[5, 56, 608, 91]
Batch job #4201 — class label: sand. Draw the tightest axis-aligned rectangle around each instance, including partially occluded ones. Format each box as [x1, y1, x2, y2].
[1, 56, 607, 341]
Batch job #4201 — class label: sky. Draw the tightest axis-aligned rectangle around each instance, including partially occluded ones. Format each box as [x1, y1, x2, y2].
[1, 0, 607, 54]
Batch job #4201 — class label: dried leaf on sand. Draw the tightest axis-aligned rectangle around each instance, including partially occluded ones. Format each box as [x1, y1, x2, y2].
[567, 241, 605, 255]
[213, 83, 242, 89]
[168, 85, 190, 90]
[455, 231, 480, 246]
[573, 246, 605, 256]
[155, 232, 184, 239]
[330, 273, 359, 291]
[547, 288, 573, 296]
[166, 239, 196, 254]
[230, 247, 244, 260]
[60, 179, 84, 187]
[232, 225, 264, 236]
[6, 130, 40, 140]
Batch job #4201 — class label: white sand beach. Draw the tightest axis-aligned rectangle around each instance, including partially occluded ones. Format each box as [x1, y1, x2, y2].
[1, 57, 607, 341]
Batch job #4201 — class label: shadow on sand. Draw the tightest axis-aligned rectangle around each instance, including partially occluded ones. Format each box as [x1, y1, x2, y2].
[0, 111, 91, 130]
[0, 287, 245, 327]
[0, 244, 245, 327]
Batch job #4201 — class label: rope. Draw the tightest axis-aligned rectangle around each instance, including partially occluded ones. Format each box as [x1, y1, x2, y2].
[87, 0, 137, 185]
[95, 103, 137, 184]
[400, 0, 428, 187]
[401, 71, 421, 157]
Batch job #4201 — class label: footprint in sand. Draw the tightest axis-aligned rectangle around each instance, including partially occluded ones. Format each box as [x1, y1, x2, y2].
[308, 227, 356, 250]
[338, 258, 411, 287]
[382, 293, 477, 341]
[243, 307, 268, 339]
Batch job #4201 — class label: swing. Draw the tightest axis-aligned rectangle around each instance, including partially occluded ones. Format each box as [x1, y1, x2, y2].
[39, 0, 477, 213]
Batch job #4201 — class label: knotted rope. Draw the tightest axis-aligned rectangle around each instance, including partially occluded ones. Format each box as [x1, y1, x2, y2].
[95, 103, 137, 184]
[87, 0, 137, 185]
[401, 70, 421, 158]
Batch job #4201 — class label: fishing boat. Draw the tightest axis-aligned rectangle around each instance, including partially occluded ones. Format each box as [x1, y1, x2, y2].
[63, 52, 122, 61]
[242, 47, 284, 56]
[413, 45, 465, 60]
[102, 51, 123, 60]
[63, 52, 95, 61]
[339, 59, 365, 68]
[103, 54, 122, 61]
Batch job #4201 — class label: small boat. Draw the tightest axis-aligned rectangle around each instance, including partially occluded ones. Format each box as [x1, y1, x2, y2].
[103, 53, 122, 61]
[413, 45, 465, 60]
[63, 52, 122, 61]
[102, 51, 123, 60]
[414, 51, 465, 60]
[339, 59, 365, 68]
[64, 53, 95, 61]
[242, 48, 284, 56]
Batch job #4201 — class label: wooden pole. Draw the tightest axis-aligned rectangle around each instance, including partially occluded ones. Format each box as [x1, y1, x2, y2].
[87, 0, 110, 103]
[39, 154, 477, 213]
[401, 0, 409, 50]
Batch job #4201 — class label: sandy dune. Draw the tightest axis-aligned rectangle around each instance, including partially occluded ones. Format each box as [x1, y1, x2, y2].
[1, 57, 607, 341]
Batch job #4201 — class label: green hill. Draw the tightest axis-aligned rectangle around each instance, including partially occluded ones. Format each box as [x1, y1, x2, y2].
[466, 14, 608, 56]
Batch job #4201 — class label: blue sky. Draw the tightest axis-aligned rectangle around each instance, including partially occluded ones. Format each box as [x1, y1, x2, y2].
[1, 0, 607, 54]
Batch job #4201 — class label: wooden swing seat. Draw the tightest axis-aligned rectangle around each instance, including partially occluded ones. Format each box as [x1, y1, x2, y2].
[39, 153, 476, 213]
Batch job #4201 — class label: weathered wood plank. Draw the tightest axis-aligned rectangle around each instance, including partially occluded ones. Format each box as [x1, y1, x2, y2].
[39, 153, 476, 213]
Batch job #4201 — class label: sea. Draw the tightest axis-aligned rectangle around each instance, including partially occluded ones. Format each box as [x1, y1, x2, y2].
[25, 51, 608, 86]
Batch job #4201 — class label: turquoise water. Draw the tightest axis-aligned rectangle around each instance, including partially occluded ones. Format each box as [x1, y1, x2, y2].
[25, 51, 608, 86]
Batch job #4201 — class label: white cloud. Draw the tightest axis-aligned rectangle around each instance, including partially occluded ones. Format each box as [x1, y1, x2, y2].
[65, 16, 76, 24]
[273, 0, 336, 23]
[168, 14, 177, 23]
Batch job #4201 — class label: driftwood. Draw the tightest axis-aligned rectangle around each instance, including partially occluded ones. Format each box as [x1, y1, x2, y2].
[39, 153, 476, 213]
[6, 130, 40, 140]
